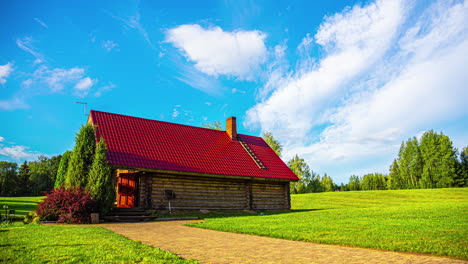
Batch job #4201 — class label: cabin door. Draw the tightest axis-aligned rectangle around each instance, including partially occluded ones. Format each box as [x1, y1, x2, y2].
[117, 173, 138, 208]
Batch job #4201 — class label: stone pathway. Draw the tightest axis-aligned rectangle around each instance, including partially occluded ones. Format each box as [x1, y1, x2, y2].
[100, 220, 466, 264]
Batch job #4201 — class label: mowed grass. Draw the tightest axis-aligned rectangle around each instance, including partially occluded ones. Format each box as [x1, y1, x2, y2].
[0, 197, 197, 264]
[191, 188, 468, 259]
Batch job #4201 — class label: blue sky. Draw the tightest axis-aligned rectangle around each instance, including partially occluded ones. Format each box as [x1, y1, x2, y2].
[1, 0, 467, 184]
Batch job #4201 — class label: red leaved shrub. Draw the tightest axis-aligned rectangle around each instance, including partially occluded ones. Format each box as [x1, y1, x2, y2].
[36, 186, 97, 224]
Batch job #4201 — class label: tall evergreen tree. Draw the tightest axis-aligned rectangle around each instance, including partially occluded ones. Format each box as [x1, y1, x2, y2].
[87, 139, 115, 215]
[262, 132, 283, 157]
[66, 124, 96, 187]
[17, 161, 31, 196]
[0, 161, 18, 196]
[419, 130, 457, 188]
[55, 150, 71, 188]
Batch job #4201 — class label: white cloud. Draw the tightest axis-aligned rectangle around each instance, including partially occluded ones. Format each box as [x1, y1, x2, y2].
[167, 24, 267, 80]
[32, 65, 85, 92]
[0, 136, 4, 142]
[172, 108, 179, 118]
[93, 83, 116, 97]
[0, 97, 28, 111]
[16, 37, 45, 63]
[0, 62, 13, 84]
[34, 18, 48, 29]
[0, 145, 41, 160]
[246, 0, 468, 182]
[103, 40, 119, 52]
[74, 77, 97, 97]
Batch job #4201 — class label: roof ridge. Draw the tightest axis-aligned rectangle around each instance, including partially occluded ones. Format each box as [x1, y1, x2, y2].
[91, 110, 239, 134]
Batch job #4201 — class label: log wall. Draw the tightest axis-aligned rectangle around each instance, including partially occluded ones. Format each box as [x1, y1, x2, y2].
[148, 173, 291, 210]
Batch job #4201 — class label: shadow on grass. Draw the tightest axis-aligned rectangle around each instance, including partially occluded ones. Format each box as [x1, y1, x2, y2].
[157, 209, 326, 220]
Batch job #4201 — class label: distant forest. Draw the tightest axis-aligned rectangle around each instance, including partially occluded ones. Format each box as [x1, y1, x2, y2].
[289, 130, 468, 193]
[0, 155, 61, 196]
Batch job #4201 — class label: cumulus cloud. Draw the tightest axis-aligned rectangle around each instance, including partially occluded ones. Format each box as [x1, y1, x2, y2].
[0, 62, 13, 84]
[0, 97, 28, 111]
[245, 0, 468, 181]
[167, 24, 267, 80]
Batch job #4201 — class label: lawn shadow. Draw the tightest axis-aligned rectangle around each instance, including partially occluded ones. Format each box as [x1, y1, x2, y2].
[158, 208, 327, 220]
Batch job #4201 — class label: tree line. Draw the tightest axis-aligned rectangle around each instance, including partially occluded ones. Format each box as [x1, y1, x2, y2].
[264, 130, 467, 193]
[0, 155, 61, 196]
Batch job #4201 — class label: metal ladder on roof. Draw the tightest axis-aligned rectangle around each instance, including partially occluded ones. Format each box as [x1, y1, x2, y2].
[237, 135, 266, 170]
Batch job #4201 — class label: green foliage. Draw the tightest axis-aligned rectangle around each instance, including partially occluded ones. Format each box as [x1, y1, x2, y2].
[360, 173, 387, 190]
[320, 173, 335, 192]
[460, 146, 468, 186]
[0, 224, 197, 264]
[419, 130, 458, 188]
[54, 150, 71, 188]
[192, 188, 468, 258]
[202, 121, 223, 130]
[28, 155, 62, 195]
[262, 132, 283, 157]
[397, 137, 422, 188]
[66, 124, 96, 188]
[348, 175, 361, 191]
[288, 155, 323, 193]
[87, 139, 115, 215]
[0, 161, 18, 196]
[16, 161, 31, 196]
[23, 212, 40, 224]
[384, 130, 462, 190]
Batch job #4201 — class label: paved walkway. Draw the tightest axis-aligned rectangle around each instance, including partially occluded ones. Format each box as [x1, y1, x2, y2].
[100, 220, 466, 264]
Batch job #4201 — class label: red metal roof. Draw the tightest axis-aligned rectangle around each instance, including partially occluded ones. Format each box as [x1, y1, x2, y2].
[90, 110, 298, 181]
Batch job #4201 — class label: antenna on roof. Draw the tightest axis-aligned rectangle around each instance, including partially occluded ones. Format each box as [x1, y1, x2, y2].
[76, 102, 87, 116]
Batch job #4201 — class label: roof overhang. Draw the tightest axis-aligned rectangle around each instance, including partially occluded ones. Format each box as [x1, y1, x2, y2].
[111, 164, 299, 182]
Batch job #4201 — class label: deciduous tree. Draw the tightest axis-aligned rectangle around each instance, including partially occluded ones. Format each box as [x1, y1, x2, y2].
[262, 132, 283, 157]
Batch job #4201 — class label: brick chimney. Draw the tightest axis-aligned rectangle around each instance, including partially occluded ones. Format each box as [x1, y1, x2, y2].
[226, 117, 237, 140]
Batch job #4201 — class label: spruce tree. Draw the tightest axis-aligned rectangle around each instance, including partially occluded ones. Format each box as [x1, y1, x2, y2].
[17, 161, 31, 196]
[87, 138, 115, 215]
[55, 150, 71, 188]
[66, 124, 96, 188]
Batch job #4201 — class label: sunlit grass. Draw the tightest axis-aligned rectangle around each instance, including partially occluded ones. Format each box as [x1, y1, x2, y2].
[0, 196, 197, 264]
[190, 188, 468, 259]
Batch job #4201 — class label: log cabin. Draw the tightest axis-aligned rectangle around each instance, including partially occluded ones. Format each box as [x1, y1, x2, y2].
[88, 110, 298, 211]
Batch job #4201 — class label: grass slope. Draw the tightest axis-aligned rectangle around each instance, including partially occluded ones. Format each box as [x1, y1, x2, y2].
[191, 188, 468, 259]
[0, 197, 197, 264]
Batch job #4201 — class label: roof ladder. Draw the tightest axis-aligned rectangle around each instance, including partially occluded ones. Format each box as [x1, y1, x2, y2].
[237, 135, 267, 170]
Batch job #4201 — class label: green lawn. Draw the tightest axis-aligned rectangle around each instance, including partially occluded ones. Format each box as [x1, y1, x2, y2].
[0, 196, 44, 219]
[190, 188, 468, 259]
[0, 197, 197, 264]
